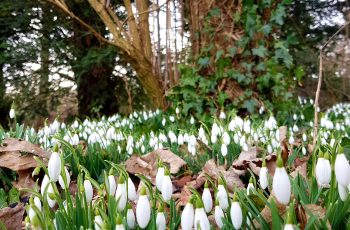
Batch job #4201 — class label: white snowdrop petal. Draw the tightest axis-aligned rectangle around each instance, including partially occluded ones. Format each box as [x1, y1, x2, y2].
[136, 195, 151, 228]
[230, 202, 243, 229]
[202, 188, 213, 213]
[272, 167, 291, 205]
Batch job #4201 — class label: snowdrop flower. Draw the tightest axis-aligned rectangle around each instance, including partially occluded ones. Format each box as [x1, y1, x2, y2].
[335, 147, 350, 187]
[190, 116, 195, 124]
[219, 111, 226, 119]
[28, 204, 40, 227]
[222, 132, 230, 145]
[243, 120, 251, 133]
[107, 174, 117, 196]
[259, 160, 268, 190]
[9, 108, 15, 119]
[127, 177, 137, 201]
[72, 133, 79, 145]
[292, 124, 299, 132]
[178, 134, 184, 145]
[115, 215, 125, 230]
[94, 211, 104, 230]
[284, 224, 295, 230]
[198, 126, 205, 139]
[84, 179, 93, 203]
[175, 107, 180, 115]
[266, 116, 277, 130]
[127, 204, 136, 229]
[41, 175, 50, 196]
[161, 168, 173, 202]
[211, 134, 218, 144]
[302, 147, 307, 155]
[136, 186, 151, 228]
[216, 179, 229, 210]
[156, 163, 165, 191]
[214, 200, 224, 229]
[202, 182, 212, 213]
[115, 176, 127, 211]
[330, 138, 336, 148]
[48, 150, 61, 182]
[221, 144, 228, 157]
[58, 166, 70, 189]
[194, 198, 210, 230]
[33, 196, 42, 211]
[247, 177, 254, 195]
[230, 193, 243, 229]
[302, 133, 307, 142]
[273, 155, 291, 205]
[315, 152, 331, 187]
[162, 118, 166, 126]
[181, 195, 195, 230]
[156, 205, 166, 230]
[338, 184, 348, 201]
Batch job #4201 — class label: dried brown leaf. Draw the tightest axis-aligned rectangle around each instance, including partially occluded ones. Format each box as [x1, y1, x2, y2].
[0, 138, 50, 172]
[0, 151, 37, 171]
[0, 203, 25, 230]
[12, 169, 35, 198]
[126, 148, 186, 180]
[198, 159, 244, 191]
[0, 138, 50, 159]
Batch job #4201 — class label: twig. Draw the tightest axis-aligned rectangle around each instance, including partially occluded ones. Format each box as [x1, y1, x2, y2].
[121, 0, 170, 27]
[45, 0, 115, 46]
[312, 21, 350, 150]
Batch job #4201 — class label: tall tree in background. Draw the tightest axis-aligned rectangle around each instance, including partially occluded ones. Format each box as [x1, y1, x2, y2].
[46, 0, 167, 109]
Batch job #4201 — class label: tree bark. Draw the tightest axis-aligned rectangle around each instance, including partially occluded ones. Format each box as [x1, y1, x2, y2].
[47, 0, 167, 109]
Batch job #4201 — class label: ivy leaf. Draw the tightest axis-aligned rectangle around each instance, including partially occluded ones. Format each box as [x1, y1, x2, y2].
[252, 45, 267, 58]
[0, 189, 8, 209]
[215, 50, 225, 62]
[198, 57, 210, 68]
[229, 47, 237, 57]
[271, 5, 286, 25]
[260, 24, 272, 35]
[243, 99, 258, 113]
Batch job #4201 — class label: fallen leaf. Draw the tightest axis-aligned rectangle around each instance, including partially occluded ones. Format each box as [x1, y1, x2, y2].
[0, 151, 37, 171]
[303, 204, 331, 229]
[232, 147, 261, 169]
[125, 148, 187, 179]
[232, 152, 277, 177]
[0, 203, 25, 230]
[12, 169, 35, 198]
[198, 159, 244, 191]
[253, 193, 287, 227]
[0, 138, 50, 171]
[143, 148, 187, 174]
[0, 138, 50, 159]
[279, 126, 289, 164]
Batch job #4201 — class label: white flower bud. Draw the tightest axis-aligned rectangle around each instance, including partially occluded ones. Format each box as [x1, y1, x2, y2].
[136, 188, 151, 228]
[230, 201, 243, 229]
[273, 157, 291, 205]
[335, 153, 350, 187]
[84, 180, 93, 203]
[202, 187, 212, 213]
[214, 205, 224, 229]
[48, 152, 61, 182]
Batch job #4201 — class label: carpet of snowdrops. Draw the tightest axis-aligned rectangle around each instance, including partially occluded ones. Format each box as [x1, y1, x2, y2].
[3, 100, 350, 229]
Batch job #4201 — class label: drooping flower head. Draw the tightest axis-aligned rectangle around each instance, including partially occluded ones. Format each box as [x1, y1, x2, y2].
[273, 154, 291, 205]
